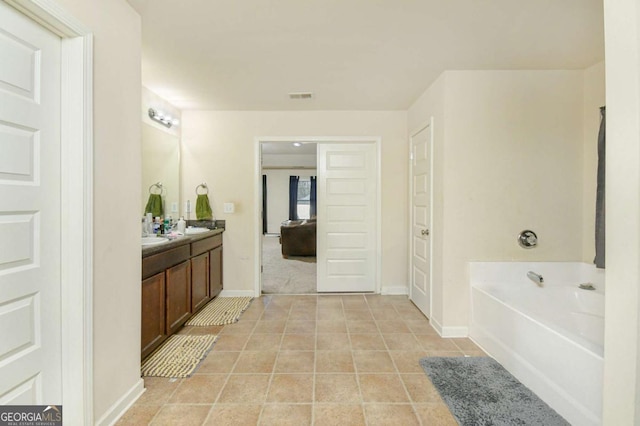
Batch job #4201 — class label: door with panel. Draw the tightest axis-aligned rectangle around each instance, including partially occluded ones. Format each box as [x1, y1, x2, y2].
[141, 272, 166, 359]
[317, 143, 377, 292]
[0, 2, 63, 404]
[165, 261, 192, 335]
[209, 245, 223, 298]
[409, 123, 432, 318]
[191, 252, 210, 312]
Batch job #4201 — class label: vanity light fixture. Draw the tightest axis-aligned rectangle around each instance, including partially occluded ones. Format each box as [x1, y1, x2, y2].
[148, 108, 179, 128]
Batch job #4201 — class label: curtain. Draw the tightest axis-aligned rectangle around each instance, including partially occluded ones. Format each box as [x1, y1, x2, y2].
[594, 106, 606, 269]
[310, 176, 317, 218]
[262, 174, 268, 234]
[289, 176, 299, 220]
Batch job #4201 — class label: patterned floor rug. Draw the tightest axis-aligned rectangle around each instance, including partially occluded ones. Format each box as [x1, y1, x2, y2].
[420, 356, 569, 426]
[141, 334, 217, 378]
[185, 296, 253, 326]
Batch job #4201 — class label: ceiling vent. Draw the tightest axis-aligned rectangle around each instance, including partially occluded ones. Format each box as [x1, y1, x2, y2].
[288, 92, 313, 100]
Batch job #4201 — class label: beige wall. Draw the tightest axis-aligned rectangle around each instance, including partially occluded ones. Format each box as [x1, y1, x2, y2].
[582, 62, 606, 263]
[55, 0, 142, 422]
[602, 0, 640, 422]
[409, 70, 588, 331]
[181, 111, 408, 293]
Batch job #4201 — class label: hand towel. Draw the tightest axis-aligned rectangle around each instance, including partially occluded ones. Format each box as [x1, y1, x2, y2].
[196, 194, 213, 220]
[144, 193, 163, 217]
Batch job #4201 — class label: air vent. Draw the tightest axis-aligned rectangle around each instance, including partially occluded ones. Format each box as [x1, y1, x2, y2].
[289, 92, 314, 100]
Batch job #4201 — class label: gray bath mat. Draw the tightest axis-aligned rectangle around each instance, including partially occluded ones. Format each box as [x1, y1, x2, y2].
[420, 356, 569, 426]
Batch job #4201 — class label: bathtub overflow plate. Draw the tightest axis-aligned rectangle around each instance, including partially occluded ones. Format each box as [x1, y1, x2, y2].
[518, 230, 538, 249]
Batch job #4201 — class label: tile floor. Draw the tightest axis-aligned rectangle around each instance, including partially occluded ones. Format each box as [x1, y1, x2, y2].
[118, 294, 486, 425]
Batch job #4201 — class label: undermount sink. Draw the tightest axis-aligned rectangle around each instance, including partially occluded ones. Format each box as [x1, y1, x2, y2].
[141, 236, 170, 246]
[185, 227, 210, 235]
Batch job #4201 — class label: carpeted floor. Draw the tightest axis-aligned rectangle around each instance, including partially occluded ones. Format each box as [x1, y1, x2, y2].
[420, 356, 569, 426]
[261, 235, 316, 294]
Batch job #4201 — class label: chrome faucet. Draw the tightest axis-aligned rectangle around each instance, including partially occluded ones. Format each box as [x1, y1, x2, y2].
[527, 271, 544, 286]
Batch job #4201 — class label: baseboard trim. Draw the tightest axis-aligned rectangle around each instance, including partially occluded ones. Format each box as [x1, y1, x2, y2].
[95, 378, 145, 426]
[440, 326, 469, 338]
[430, 316, 444, 335]
[219, 289, 255, 298]
[380, 286, 408, 295]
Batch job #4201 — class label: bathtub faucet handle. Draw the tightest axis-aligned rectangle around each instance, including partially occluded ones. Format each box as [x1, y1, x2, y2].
[527, 271, 544, 286]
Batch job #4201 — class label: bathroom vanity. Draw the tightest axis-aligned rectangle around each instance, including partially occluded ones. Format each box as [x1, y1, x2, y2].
[141, 229, 223, 359]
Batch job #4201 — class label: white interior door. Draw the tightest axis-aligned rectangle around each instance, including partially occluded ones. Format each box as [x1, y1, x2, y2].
[317, 143, 377, 292]
[410, 123, 432, 317]
[0, 2, 62, 404]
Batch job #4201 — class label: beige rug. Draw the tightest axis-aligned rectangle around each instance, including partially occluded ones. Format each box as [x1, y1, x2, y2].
[141, 334, 217, 378]
[185, 296, 253, 326]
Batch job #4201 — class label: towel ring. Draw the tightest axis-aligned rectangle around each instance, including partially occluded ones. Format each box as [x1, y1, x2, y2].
[196, 182, 209, 195]
[149, 182, 164, 195]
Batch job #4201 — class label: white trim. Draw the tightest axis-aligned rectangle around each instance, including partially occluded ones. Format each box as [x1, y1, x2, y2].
[254, 137, 262, 297]
[94, 379, 145, 426]
[440, 326, 469, 338]
[430, 316, 443, 335]
[255, 136, 382, 296]
[431, 315, 469, 337]
[380, 286, 409, 295]
[6, 1, 94, 423]
[220, 289, 256, 298]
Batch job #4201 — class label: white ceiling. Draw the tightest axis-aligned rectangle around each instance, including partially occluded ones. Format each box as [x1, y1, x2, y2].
[128, 0, 604, 111]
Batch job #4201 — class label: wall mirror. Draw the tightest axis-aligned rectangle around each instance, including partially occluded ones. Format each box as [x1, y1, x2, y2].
[141, 123, 180, 218]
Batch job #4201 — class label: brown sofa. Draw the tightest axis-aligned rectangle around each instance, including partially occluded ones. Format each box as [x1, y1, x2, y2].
[280, 219, 316, 257]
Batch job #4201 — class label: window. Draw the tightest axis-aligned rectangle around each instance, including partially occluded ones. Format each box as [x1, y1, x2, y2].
[296, 178, 311, 219]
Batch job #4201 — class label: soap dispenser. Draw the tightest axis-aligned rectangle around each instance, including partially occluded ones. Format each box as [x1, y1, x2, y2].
[177, 217, 186, 234]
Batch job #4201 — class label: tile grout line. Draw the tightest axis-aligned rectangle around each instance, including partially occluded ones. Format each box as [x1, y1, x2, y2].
[200, 304, 260, 425]
[311, 295, 318, 425]
[257, 297, 291, 424]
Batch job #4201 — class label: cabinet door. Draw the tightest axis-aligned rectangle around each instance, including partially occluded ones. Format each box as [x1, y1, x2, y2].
[165, 260, 191, 335]
[141, 272, 166, 359]
[191, 252, 210, 312]
[210, 246, 223, 298]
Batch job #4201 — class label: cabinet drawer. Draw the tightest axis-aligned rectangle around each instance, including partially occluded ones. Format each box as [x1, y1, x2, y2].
[142, 244, 190, 279]
[191, 234, 222, 256]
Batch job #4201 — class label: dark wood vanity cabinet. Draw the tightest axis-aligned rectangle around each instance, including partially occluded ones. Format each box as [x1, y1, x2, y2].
[191, 252, 210, 312]
[210, 245, 223, 298]
[141, 272, 165, 359]
[141, 231, 223, 359]
[165, 260, 192, 335]
[192, 233, 223, 303]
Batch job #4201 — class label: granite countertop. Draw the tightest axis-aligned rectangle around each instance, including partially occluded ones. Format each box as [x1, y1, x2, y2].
[142, 228, 224, 257]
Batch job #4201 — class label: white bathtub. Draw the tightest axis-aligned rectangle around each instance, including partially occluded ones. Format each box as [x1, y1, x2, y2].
[469, 262, 605, 426]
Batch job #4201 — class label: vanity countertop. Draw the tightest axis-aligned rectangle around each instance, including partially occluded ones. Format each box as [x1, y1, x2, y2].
[142, 228, 224, 257]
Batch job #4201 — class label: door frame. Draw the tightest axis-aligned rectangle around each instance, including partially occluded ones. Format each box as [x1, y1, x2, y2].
[6, 0, 94, 423]
[254, 136, 381, 297]
[408, 118, 434, 317]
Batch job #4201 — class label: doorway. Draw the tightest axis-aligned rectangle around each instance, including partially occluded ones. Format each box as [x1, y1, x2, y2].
[409, 120, 433, 318]
[255, 137, 381, 296]
[260, 141, 318, 294]
[0, 0, 93, 421]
